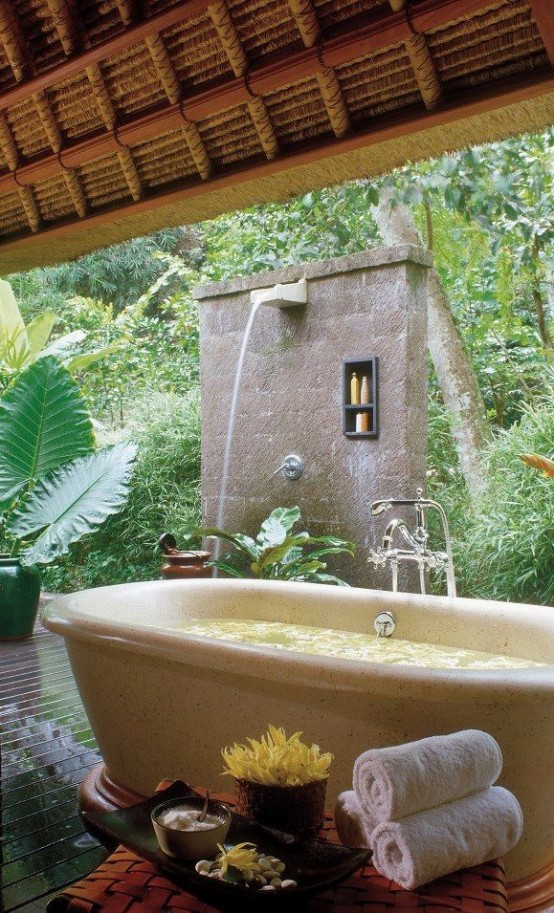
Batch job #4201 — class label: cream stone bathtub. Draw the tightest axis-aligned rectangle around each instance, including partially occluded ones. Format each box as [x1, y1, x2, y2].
[42, 578, 554, 890]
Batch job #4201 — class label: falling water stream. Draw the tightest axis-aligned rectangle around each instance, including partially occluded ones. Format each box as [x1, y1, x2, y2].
[213, 301, 261, 561]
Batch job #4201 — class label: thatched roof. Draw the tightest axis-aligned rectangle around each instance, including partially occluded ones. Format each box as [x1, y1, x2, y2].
[0, 0, 552, 274]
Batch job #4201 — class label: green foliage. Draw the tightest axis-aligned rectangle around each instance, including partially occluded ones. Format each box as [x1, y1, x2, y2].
[456, 391, 554, 605]
[11, 443, 136, 565]
[0, 280, 113, 389]
[42, 388, 201, 591]
[36, 289, 200, 426]
[200, 183, 380, 281]
[200, 506, 355, 585]
[9, 227, 202, 316]
[9, 129, 554, 606]
[385, 132, 554, 427]
[0, 356, 94, 509]
[0, 357, 135, 565]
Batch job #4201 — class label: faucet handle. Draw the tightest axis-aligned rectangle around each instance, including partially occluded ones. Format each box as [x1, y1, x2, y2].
[368, 548, 387, 567]
[273, 454, 304, 481]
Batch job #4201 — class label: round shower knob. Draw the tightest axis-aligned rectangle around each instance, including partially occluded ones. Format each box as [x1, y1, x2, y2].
[273, 455, 304, 481]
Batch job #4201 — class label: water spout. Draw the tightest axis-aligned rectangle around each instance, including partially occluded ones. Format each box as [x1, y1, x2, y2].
[214, 301, 261, 560]
[250, 277, 307, 309]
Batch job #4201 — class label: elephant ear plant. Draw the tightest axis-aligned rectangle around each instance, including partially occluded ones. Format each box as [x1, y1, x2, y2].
[198, 506, 354, 585]
[0, 356, 136, 638]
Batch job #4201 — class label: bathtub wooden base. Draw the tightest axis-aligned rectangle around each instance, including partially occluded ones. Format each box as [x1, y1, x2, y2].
[80, 763, 554, 913]
[80, 763, 146, 815]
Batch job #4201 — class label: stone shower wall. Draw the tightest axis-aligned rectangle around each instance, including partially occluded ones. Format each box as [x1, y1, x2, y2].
[194, 245, 431, 588]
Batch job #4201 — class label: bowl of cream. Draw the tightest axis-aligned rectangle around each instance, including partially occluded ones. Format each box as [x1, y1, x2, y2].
[151, 796, 232, 860]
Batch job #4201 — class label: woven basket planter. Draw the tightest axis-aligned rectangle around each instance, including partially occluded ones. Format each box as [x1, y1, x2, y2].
[234, 777, 327, 833]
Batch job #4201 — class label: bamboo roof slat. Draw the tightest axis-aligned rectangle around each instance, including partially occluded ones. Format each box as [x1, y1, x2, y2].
[45, 0, 78, 53]
[18, 185, 42, 232]
[114, 0, 133, 25]
[520, 0, 554, 67]
[0, 192, 29, 237]
[207, 0, 279, 157]
[446, 51, 548, 91]
[287, 0, 351, 137]
[0, 111, 19, 169]
[0, 0, 552, 272]
[311, 0, 385, 32]
[385, 0, 442, 110]
[142, 25, 213, 179]
[226, 0, 299, 61]
[0, 0, 28, 82]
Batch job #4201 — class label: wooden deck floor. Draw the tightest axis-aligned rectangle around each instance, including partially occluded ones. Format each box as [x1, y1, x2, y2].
[1, 623, 109, 911]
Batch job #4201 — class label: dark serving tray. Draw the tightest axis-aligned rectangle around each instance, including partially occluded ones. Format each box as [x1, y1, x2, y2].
[83, 781, 370, 907]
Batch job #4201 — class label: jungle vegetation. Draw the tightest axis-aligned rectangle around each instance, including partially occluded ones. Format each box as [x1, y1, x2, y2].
[8, 128, 554, 603]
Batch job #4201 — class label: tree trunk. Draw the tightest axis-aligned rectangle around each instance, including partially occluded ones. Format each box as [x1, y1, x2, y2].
[530, 238, 554, 350]
[371, 190, 492, 498]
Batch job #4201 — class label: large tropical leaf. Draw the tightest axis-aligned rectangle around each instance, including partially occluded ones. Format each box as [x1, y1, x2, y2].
[10, 443, 137, 565]
[0, 356, 94, 509]
[251, 533, 309, 576]
[0, 280, 26, 354]
[196, 527, 259, 560]
[67, 344, 120, 374]
[256, 506, 301, 549]
[26, 311, 56, 358]
[39, 330, 86, 361]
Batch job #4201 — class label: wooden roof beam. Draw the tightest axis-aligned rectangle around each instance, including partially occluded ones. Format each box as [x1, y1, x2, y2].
[0, 0, 215, 111]
[2, 67, 553, 254]
[0, 0, 499, 113]
[527, 0, 554, 68]
[208, 0, 279, 159]
[0, 0, 518, 193]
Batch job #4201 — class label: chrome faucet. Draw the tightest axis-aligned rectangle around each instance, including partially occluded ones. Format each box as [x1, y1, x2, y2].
[369, 488, 457, 597]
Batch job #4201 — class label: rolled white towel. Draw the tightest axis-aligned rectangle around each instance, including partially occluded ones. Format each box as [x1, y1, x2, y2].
[334, 790, 375, 848]
[353, 730, 502, 821]
[371, 786, 523, 890]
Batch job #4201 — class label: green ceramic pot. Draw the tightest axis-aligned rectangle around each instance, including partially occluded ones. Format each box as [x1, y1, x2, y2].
[0, 556, 41, 640]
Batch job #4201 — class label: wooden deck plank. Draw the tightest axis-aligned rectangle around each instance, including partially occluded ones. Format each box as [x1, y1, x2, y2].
[1, 623, 109, 912]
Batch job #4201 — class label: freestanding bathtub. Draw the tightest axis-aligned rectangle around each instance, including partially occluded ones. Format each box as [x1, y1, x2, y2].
[43, 578, 554, 900]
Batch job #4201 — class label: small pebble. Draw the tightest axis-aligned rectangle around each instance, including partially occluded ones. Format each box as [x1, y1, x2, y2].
[281, 879, 298, 890]
[270, 877, 282, 887]
[194, 861, 211, 874]
[275, 861, 286, 873]
[256, 875, 267, 885]
[260, 885, 277, 891]
[258, 857, 272, 870]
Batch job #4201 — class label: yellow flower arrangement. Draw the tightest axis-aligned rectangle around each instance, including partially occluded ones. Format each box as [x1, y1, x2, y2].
[216, 842, 262, 878]
[222, 724, 333, 787]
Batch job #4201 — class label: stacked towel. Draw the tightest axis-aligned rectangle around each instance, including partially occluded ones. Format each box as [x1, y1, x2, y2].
[334, 730, 523, 890]
[334, 790, 375, 848]
[372, 786, 523, 890]
[353, 729, 502, 821]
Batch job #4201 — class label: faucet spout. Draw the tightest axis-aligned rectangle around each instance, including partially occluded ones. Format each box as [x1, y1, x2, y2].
[369, 490, 457, 598]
